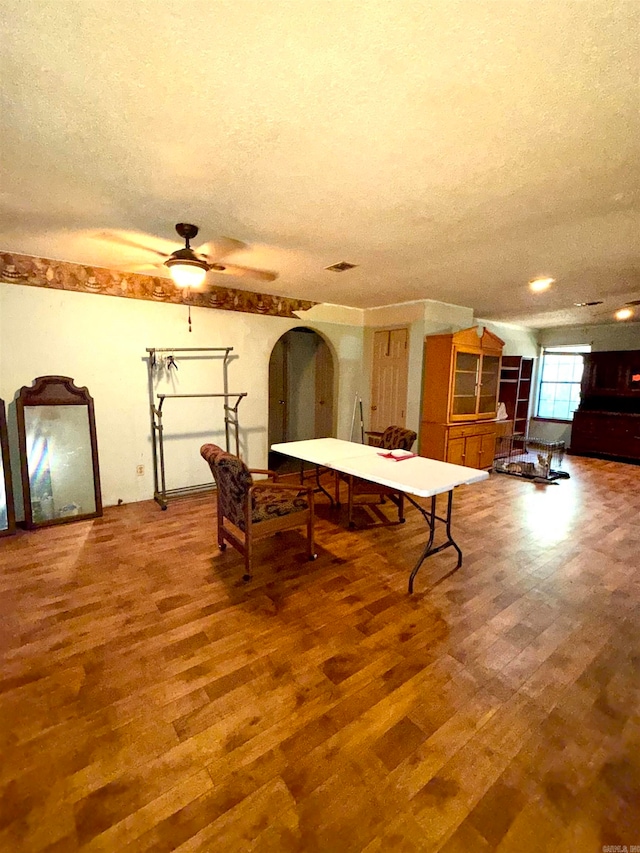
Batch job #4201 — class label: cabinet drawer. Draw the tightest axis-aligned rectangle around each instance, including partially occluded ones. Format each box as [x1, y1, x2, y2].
[447, 423, 496, 439]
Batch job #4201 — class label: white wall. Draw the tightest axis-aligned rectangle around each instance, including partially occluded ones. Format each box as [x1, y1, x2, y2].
[539, 322, 640, 351]
[423, 300, 475, 336]
[0, 283, 364, 513]
[478, 319, 539, 357]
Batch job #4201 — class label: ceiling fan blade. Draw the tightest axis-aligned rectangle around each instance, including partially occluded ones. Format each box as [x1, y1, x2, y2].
[208, 263, 278, 283]
[122, 263, 164, 273]
[198, 236, 247, 261]
[91, 231, 170, 258]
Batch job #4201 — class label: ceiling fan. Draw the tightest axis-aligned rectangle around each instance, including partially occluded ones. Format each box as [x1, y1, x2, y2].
[574, 297, 640, 322]
[95, 223, 277, 288]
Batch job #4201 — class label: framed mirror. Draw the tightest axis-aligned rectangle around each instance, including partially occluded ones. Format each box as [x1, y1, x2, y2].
[0, 399, 16, 536]
[16, 376, 103, 529]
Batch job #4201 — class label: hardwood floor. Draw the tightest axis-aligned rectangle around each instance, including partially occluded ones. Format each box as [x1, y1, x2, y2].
[0, 456, 639, 851]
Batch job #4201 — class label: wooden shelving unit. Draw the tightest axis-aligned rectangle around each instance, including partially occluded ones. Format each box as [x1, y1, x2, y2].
[499, 356, 534, 435]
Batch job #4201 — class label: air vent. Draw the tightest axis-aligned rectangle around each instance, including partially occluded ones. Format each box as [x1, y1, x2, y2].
[324, 261, 358, 272]
[574, 301, 603, 307]
[625, 299, 640, 306]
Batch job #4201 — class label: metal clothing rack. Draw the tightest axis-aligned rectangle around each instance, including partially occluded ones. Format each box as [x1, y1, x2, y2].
[146, 347, 247, 509]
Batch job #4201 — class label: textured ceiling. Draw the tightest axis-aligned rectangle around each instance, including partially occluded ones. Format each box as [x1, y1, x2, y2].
[1, 0, 639, 328]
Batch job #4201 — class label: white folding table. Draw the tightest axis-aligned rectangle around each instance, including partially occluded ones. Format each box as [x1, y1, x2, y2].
[271, 438, 489, 592]
[270, 437, 381, 506]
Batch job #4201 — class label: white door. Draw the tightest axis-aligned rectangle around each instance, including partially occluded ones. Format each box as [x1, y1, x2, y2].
[370, 328, 409, 432]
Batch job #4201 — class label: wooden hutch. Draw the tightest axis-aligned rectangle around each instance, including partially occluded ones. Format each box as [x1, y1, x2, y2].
[420, 326, 505, 468]
[571, 349, 640, 462]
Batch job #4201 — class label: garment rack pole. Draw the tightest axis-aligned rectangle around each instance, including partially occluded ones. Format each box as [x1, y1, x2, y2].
[224, 349, 231, 452]
[145, 347, 235, 354]
[146, 347, 247, 509]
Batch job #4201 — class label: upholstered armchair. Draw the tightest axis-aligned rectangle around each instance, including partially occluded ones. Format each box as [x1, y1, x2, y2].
[201, 443, 276, 485]
[364, 425, 417, 451]
[341, 425, 417, 527]
[200, 443, 227, 479]
[200, 445, 317, 581]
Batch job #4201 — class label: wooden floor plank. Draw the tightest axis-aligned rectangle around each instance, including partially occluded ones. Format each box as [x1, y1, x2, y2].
[0, 455, 639, 850]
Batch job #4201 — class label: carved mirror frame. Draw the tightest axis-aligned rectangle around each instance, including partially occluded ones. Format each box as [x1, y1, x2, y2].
[16, 376, 103, 529]
[0, 398, 16, 536]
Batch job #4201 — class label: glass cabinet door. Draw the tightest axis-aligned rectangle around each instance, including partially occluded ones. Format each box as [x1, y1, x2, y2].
[451, 350, 480, 417]
[478, 354, 501, 415]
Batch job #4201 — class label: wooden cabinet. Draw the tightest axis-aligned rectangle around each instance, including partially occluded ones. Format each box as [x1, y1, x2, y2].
[499, 356, 534, 435]
[420, 326, 505, 467]
[571, 410, 640, 459]
[422, 327, 504, 424]
[422, 422, 498, 468]
[580, 351, 640, 400]
[571, 350, 640, 462]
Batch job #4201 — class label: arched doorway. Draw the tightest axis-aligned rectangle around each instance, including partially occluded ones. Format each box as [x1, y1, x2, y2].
[268, 328, 335, 468]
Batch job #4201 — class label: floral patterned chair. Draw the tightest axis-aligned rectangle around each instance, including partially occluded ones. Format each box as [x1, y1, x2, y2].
[200, 443, 227, 481]
[340, 425, 417, 527]
[200, 445, 317, 581]
[364, 425, 417, 451]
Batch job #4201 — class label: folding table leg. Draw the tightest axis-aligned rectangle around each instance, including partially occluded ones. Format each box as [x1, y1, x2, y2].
[298, 461, 335, 506]
[314, 465, 335, 507]
[406, 490, 463, 593]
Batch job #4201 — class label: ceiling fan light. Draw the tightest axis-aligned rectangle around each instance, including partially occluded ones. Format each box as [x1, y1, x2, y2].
[165, 250, 208, 289]
[615, 307, 633, 321]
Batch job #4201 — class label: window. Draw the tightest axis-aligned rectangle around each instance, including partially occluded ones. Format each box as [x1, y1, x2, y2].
[536, 345, 591, 421]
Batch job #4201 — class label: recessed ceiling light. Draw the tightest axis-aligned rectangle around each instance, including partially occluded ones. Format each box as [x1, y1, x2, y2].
[529, 277, 555, 292]
[615, 307, 633, 321]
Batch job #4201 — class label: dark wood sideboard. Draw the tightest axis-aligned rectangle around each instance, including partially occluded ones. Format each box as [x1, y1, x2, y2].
[570, 350, 640, 462]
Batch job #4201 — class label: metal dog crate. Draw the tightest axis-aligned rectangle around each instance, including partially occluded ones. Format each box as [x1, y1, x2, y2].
[494, 434, 569, 482]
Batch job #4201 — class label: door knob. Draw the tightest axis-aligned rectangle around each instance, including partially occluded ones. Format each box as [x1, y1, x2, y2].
[371, 405, 377, 411]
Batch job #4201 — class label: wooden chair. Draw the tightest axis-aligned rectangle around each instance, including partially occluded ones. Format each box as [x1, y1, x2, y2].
[200, 445, 317, 581]
[341, 425, 417, 527]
